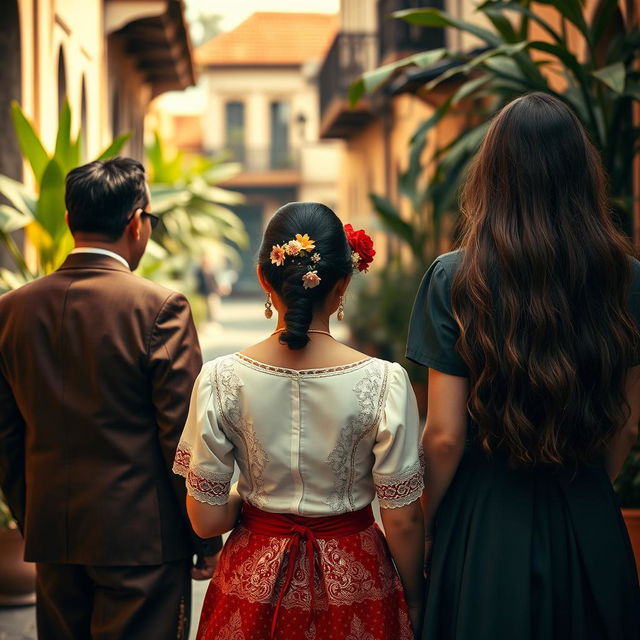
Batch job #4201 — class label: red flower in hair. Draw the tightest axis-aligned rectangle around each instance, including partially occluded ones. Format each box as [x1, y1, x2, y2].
[344, 224, 375, 272]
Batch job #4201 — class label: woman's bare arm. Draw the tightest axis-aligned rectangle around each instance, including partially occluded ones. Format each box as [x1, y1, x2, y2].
[422, 370, 469, 537]
[380, 499, 425, 632]
[186, 484, 243, 538]
[605, 365, 640, 481]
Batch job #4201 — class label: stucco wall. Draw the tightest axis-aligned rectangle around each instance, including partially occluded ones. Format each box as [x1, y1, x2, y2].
[16, 0, 105, 158]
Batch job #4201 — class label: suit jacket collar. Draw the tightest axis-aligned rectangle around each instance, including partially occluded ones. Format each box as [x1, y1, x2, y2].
[57, 252, 132, 273]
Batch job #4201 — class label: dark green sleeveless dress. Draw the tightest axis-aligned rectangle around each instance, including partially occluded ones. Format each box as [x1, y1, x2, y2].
[406, 250, 640, 640]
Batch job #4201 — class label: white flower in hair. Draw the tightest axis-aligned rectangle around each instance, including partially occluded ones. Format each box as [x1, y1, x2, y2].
[285, 240, 302, 256]
[302, 270, 321, 289]
[311, 252, 321, 263]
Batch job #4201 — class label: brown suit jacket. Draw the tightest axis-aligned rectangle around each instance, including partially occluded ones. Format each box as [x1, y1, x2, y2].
[0, 252, 217, 565]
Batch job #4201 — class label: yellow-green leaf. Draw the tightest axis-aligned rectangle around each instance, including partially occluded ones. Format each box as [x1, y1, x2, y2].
[10, 102, 49, 185]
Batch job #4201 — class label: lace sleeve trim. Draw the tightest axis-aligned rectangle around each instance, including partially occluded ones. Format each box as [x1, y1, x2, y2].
[373, 457, 424, 509]
[173, 441, 233, 506]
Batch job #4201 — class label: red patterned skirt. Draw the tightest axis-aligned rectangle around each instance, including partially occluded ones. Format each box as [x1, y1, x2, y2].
[196, 503, 414, 640]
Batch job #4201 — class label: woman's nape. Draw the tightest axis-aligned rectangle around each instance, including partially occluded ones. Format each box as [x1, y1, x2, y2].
[451, 92, 639, 468]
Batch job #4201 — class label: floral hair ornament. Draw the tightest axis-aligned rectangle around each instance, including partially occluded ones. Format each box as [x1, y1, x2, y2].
[302, 271, 321, 289]
[270, 233, 322, 289]
[344, 224, 375, 272]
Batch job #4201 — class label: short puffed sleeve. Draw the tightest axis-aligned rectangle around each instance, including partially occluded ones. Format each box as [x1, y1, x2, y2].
[372, 363, 424, 509]
[630, 258, 640, 366]
[406, 251, 468, 376]
[173, 359, 235, 505]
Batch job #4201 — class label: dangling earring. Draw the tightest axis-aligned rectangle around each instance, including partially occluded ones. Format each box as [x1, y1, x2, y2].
[264, 293, 273, 319]
[337, 295, 345, 321]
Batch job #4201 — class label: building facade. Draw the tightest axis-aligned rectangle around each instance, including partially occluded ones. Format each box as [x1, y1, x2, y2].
[318, 0, 479, 265]
[0, 0, 194, 184]
[0, 0, 195, 270]
[196, 12, 342, 295]
[318, 0, 640, 262]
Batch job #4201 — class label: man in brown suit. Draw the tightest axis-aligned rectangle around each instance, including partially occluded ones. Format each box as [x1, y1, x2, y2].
[0, 157, 220, 639]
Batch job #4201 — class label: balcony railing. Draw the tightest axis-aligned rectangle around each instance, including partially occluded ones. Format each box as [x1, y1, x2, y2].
[319, 32, 378, 125]
[211, 146, 300, 172]
[378, 0, 445, 64]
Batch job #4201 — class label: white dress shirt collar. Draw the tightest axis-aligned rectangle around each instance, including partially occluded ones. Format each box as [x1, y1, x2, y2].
[70, 247, 130, 270]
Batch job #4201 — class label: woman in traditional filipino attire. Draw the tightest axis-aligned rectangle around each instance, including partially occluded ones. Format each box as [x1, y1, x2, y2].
[175, 202, 425, 639]
[407, 92, 640, 639]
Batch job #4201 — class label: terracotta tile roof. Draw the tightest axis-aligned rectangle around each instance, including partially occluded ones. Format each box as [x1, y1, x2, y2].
[196, 12, 338, 66]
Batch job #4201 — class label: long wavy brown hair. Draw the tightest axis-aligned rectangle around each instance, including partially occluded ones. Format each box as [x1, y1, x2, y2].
[451, 92, 639, 467]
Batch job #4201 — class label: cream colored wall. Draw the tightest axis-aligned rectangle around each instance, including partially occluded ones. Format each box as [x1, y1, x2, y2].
[16, 0, 167, 165]
[299, 140, 343, 211]
[337, 118, 387, 261]
[340, 0, 377, 32]
[17, 0, 106, 159]
[201, 66, 323, 152]
[56, 1, 105, 157]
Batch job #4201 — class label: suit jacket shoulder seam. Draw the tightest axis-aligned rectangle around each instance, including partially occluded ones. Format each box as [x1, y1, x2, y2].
[146, 292, 180, 364]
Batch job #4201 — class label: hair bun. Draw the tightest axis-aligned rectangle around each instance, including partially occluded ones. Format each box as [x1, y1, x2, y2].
[258, 202, 353, 350]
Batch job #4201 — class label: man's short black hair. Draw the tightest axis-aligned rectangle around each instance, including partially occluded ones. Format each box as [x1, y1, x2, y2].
[65, 157, 149, 239]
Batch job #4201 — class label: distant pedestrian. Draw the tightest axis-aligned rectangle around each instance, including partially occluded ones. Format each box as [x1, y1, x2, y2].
[0, 157, 220, 640]
[196, 254, 221, 324]
[408, 92, 640, 639]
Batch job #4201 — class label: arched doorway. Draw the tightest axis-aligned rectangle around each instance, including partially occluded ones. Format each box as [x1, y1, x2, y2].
[0, 0, 22, 182]
[0, 0, 23, 270]
[111, 87, 120, 138]
[57, 45, 67, 118]
[80, 76, 88, 160]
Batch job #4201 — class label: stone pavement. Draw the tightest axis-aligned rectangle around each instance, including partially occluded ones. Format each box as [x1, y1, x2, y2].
[0, 297, 350, 639]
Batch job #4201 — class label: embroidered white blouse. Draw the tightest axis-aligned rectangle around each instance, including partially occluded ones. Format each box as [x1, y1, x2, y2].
[173, 353, 423, 515]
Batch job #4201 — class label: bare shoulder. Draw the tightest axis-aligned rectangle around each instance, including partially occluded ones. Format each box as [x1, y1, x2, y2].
[239, 336, 274, 359]
[329, 341, 371, 362]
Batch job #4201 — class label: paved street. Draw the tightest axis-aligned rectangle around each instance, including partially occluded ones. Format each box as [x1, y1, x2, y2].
[199, 296, 350, 361]
[0, 297, 349, 639]
[199, 296, 276, 361]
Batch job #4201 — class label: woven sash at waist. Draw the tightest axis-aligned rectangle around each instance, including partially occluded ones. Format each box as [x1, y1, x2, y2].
[239, 502, 375, 638]
[240, 502, 374, 538]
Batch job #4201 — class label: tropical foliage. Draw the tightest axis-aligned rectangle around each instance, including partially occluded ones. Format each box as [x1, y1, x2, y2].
[0, 496, 16, 529]
[0, 100, 129, 290]
[352, 0, 640, 247]
[0, 104, 248, 296]
[139, 133, 247, 285]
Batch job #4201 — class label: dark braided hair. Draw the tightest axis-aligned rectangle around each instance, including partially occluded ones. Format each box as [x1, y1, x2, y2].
[258, 202, 352, 350]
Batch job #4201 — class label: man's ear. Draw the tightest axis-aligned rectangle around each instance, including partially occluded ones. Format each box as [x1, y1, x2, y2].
[126, 209, 143, 241]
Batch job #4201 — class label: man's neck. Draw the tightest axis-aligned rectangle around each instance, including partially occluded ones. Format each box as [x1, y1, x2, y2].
[73, 237, 132, 268]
